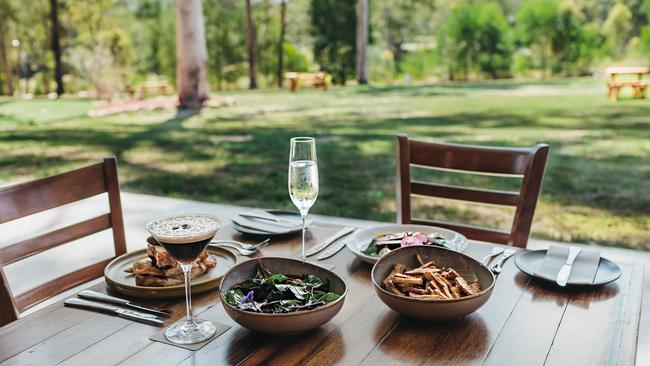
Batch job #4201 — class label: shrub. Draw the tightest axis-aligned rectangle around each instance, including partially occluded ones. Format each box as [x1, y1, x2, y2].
[438, 1, 513, 80]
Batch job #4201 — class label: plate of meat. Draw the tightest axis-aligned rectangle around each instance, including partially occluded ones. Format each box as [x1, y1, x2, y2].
[104, 237, 238, 298]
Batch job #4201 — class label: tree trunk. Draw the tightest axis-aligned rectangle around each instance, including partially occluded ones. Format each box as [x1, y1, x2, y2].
[176, 0, 209, 109]
[277, 0, 286, 88]
[49, 0, 64, 96]
[355, 0, 368, 84]
[0, 18, 13, 95]
[245, 0, 257, 89]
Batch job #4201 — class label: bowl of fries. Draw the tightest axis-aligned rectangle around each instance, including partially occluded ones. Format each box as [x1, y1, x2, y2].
[371, 245, 495, 320]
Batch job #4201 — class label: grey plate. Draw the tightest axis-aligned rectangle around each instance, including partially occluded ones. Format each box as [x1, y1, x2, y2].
[231, 210, 305, 237]
[514, 250, 622, 286]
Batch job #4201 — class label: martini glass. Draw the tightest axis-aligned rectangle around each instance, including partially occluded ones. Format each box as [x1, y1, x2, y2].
[146, 214, 221, 344]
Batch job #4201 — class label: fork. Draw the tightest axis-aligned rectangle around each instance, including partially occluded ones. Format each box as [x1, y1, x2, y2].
[490, 248, 517, 275]
[211, 238, 270, 250]
[213, 243, 257, 256]
[480, 247, 505, 266]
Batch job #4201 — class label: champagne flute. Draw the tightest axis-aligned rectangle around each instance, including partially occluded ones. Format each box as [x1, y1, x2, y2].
[288, 137, 319, 261]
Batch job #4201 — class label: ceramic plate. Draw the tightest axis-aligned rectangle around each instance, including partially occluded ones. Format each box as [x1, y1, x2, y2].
[514, 250, 621, 286]
[346, 224, 468, 264]
[231, 210, 308, 237]
[104, 245, 238, 298]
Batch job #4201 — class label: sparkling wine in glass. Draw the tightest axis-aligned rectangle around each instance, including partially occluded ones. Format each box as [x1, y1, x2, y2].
[146, 214, 221, 344]
[288, 137, 319, 262]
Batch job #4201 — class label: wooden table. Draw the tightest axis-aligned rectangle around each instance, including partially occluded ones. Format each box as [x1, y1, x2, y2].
[0, 218, 643, 365]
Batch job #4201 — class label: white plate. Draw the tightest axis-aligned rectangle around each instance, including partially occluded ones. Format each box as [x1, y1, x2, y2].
[346, 224, 468, 264]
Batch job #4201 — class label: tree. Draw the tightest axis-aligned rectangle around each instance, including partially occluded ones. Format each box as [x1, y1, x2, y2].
[175, 0, 209, 109]
[277, 0, 287, 87]
[309, 0, 356, 84]
[355, 0, 369, 84]
[0, 1, 14, 95]
[48, 0, 64, 95]
[245, 0, 257, 89]
[603, 3, 633, 56]
[204, 0, 246, 90]
[438, 1, 512, 80]
[373, 0, 436, 64]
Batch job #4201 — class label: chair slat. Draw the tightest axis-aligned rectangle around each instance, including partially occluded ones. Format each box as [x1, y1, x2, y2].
[409, 140, 532, 175]
[411, 219, 511, 245]
[0, 163, 107, 224]
[411, 181, 519, 206]
[0, 214, 112, 267]
[15, 258, 112, 313]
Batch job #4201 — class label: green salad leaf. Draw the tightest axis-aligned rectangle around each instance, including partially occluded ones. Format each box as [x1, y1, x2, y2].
[224, 262, 341, 314]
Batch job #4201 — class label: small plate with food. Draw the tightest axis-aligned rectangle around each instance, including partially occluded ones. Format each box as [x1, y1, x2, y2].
[346, 224, 468, 264]
[104, 237, 238, 298]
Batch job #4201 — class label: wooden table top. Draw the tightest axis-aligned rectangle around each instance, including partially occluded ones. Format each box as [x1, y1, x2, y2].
[0, 220, 643, 366]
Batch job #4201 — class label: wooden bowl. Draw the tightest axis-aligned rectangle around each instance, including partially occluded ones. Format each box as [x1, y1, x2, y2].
[219, 257, 347, 334]
[371, 246, 495, 320]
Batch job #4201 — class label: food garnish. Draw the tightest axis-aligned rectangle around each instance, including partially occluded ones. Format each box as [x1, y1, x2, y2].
[224, 262, 341, 313]
[362, 231, 448, 257]
[382, 254, 481, 300]
[124, 240, 216, 286]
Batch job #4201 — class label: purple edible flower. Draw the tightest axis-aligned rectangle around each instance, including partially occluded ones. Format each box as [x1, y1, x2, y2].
[241, 290, 254, 303]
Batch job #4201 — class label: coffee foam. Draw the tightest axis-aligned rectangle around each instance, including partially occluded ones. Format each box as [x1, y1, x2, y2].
[146, 214, 220, 244]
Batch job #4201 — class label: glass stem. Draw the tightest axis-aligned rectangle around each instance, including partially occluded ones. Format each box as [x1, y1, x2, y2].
[181, 263, 193, 323]
[301, 214, 307, 262]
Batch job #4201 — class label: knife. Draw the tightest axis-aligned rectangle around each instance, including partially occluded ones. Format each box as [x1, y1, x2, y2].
[239, 211, 303, 227]
[64, 298, 164, 326]
[317, 239, 349, 260]
[306, 227, 355, 257]
[556, 246, 582, 287]
[77, 290, 171, 317]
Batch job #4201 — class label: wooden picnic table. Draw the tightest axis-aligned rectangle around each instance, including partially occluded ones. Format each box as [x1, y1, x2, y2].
[0, 209, 643, 365]
[605, 66, 649, 101]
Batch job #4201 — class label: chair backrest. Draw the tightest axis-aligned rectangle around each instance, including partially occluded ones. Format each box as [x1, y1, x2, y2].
[0, 157, 126, 326]
[396, 134, 549, 248]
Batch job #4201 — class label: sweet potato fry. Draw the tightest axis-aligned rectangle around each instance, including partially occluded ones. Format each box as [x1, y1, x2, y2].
[382, 254, 481, 300]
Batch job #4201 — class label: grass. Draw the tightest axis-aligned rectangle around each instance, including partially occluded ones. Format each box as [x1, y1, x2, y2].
[0, 77, 648, 250]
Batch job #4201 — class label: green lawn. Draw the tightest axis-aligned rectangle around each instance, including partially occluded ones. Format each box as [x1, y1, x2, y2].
[1, 78, 649, 250]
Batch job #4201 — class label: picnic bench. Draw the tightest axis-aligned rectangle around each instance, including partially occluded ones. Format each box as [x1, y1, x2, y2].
[284, 72, 329, 92]
[605, 66, 649, 101]
[128, 80, 174, 99]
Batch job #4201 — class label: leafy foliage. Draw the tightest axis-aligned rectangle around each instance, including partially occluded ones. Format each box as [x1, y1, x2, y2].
[309, 0, 356, 84]
[438, 1, 513, 80]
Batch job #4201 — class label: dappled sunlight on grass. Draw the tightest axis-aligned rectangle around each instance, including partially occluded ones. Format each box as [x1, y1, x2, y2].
[0, 78, 648, 249]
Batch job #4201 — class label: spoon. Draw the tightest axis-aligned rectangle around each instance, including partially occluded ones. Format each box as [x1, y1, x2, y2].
[211, 238, 270, 251]
[213, 243, 257, 256]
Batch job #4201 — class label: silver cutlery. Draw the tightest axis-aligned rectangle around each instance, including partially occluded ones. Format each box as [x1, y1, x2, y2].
[317, 239, 350, 260]
[239, 211, 302, 226]
[481, 247, 505, 266]
[556, 246, 582, 286]
[490, 248, 517, 275]
[211, 238, 270, 251]
[306, 227, 356, 257]
[213, 243, 258, 256]
[77, 290, 171, 317]
[64, 298, 164, 326]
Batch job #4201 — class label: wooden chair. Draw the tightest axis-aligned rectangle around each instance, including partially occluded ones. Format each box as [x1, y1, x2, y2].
[0, 157, 126, 326]
[396, 134, 549, 248]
